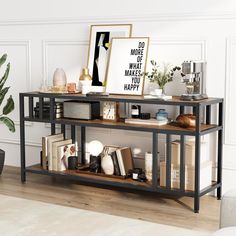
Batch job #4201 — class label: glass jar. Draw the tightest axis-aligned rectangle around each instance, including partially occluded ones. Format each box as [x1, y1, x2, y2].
[156, 109, 168, 121]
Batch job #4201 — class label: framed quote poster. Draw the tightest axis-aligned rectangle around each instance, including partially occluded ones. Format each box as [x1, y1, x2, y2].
[105, 37, 149, 95]
[87, 24, 132, 86]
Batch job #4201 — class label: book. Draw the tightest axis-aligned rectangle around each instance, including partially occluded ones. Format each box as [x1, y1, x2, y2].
[125, 118, 169, 126]
[104, 145, 120, 155]
[115, 147, 134, 176]
[42, 133, 63, 170]
[143, 95, 172, 100]
[52, 139, 72, 171]
[57, 144, 76, 171]
[47, 133, 64, 171]
[111, 151, 121, 176]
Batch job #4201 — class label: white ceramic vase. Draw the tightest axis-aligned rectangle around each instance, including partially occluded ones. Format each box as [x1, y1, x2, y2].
[53, 68, 67, 87]
[101, 153, 114, 175]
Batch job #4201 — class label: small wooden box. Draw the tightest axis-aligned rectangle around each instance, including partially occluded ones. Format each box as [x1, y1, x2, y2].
[160, 161, 212, 191]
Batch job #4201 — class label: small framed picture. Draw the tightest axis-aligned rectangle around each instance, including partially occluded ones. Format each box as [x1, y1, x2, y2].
[105, 37, 149, 96]
[87, 24, 132, 86]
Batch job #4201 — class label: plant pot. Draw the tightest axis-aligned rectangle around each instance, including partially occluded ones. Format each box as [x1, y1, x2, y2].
[0, 149, 5, 175]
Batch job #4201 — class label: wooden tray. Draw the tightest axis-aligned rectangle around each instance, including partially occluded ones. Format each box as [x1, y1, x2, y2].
[75, 169, 126, 180]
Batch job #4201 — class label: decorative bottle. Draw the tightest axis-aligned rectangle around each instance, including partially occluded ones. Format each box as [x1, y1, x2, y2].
[79, 68, 92, 94]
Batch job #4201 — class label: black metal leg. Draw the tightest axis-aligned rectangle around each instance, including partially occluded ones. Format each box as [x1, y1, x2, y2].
[28, 96, 34, 119]
[194, 105, 201, 213]
[180, 135, 186, 191]
[50, 98, 55, 135]
[166, 134, 171, 189]
[51, 125, 56, 135]
[71, 125, 76, 143]
[61, 124, 66, 138]
[20, 94, 26, 183]
[152, 131, 158, 188]
[194, 136, 200, 213]
[180, 106, 185, 114]
[206, 105, 211, 124]
[217, 102, 223, 200]
[39, 97, 43, 120]
[81, 126, 86, 164]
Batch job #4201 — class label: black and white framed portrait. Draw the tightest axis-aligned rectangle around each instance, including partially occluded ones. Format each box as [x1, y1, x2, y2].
[105, 37, 149, 96]
[87, 24, 132, 86]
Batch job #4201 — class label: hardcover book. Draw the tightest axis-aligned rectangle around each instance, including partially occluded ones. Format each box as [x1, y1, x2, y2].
[52, 139, 72, 171]
[42, 133, 64, 170]
[111, 151, 121, 176]
[47, 133, 64, 171]
[115, 147, 134, 176]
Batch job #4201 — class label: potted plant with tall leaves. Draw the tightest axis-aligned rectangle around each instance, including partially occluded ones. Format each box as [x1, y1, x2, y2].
[0, 54, 15, 175]
[144, 60, 181, 95]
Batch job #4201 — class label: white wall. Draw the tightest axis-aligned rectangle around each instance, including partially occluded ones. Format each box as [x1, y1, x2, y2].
[0, 0, 236, 193]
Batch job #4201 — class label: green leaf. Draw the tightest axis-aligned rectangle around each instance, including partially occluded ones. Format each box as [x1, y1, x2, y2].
[0, 116, 15, 132]
[0, 87, 10, 106]
[0, 54, 7, 68]
[3, 95, 14, 115]
[0, 63, 10, 91]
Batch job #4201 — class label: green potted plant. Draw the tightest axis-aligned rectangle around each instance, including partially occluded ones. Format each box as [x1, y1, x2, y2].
[144, 60, 181, 95]
[0, 54, 15, 175]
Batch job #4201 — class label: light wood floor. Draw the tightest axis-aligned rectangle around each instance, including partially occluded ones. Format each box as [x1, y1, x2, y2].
[0, 166, 220, 232]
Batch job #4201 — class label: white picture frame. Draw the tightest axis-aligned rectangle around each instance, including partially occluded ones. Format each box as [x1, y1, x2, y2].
[105, 37, 149, 96]
[87, 24, 132, 87]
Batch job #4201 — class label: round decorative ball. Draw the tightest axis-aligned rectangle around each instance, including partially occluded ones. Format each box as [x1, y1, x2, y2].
[88, 140, 104, 156]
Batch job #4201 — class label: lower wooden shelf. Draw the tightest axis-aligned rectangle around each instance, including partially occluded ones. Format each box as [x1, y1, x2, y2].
[25, 164, 219, 198]
[26, 164, 152, 189]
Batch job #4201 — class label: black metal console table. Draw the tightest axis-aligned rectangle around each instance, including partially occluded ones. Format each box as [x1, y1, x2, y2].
[19, 92, 223, 213]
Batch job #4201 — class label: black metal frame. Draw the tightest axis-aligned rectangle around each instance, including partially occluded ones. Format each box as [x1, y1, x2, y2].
[19, 92, 224, 213]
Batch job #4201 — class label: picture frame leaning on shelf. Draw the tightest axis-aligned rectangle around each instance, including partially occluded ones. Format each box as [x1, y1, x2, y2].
[105, 37, 149, 96]
[87, 24, 132, 87]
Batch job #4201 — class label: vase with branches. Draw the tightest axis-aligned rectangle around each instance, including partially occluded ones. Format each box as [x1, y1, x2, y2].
[144, 60, 181, 95]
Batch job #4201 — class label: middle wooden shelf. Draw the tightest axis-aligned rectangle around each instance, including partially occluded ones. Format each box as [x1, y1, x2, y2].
[24, 116, 221, 135]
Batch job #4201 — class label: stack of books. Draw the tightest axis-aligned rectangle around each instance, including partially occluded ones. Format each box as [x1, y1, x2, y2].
[125, 118, 169, 126]
[109, 147, 134, 177]
[42, 133, 76, 171]
[34, 101, 63, 119]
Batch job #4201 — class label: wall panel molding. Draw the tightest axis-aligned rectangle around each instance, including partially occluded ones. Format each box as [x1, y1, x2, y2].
[0, 40, 32, 126]
[151, 38, 207, 60]
[0, 40, 32, 91]
[1, 12, 236, 26]
[225, 38, 236, 145]
[223, 163, 236, 171]
[42, 40, 88, 85]
[0, 137, 41, 147]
